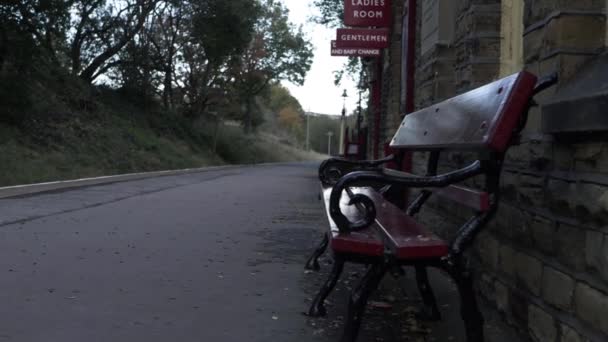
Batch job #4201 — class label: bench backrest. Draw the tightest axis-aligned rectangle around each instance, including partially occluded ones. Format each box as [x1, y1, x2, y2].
[390, 72, 537, 152]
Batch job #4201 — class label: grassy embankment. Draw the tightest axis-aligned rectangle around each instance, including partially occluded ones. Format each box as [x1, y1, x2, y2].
[0, 88, 325, 187]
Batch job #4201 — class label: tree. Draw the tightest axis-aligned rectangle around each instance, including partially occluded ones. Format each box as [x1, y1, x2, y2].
[231, 0, 313, 133]
[312, 0, 343, 27]
[2, 0, 73, 64]
[278, 106, 303, 133]
[179, 0, 260, 119]
[267, 84, 303, 114]
[69, 0, 160, 83]
[143, 0, 187, 109]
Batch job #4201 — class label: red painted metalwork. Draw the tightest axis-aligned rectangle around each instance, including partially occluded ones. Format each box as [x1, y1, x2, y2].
[323, 186, 449, 259]
[372, 59, 382, 159]
[488, 72, 538, 151]
[368, 189, 449, 259]
[403, 0, 417, 115]
[390, 72, 538, 153]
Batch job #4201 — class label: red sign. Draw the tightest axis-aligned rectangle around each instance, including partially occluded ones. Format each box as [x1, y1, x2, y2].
[331, 41, 381, 57]
[335, 28, 390, 49]
[344, 0, 392, 27]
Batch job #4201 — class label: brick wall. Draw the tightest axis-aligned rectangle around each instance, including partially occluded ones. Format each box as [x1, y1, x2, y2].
[379, 0, 608, 341]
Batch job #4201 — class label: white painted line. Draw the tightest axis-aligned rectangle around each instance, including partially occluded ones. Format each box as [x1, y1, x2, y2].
[0, 165, 238, 199]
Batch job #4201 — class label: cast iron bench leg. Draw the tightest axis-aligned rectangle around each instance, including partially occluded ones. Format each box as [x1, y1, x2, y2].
[452, 268, 485, 342]
[340, 262, 387, 342]
[305, 232, 329, 271]
[307, 254, 344, 317]
[415, 266, 441, 321]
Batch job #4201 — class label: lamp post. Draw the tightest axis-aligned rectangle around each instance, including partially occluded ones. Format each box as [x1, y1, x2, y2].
[340, 89, 348, 155]
[357, 84, 363, 139]
[305, 109, 310, 151]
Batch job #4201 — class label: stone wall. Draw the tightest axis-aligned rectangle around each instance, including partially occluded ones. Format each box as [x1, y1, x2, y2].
[380, 0, 608, 341]
[476, 1, 608, 340]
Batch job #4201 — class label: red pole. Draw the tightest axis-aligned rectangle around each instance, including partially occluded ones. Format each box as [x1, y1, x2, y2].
[372, 59, 382, 159]
[405, 0, 417, 115]
[401, 0, 417, 205]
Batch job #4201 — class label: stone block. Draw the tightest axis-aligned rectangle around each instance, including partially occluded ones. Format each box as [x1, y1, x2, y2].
[574, 143, 604, 161]
[584, 230, 604, 271]
[506, 144, 531, 166]
[499, 243, 517, 278]
[530, 217, 556, 255]
[473, 37, 502, 59]
[574, 183, 608, 225]
[524, 27, 543, 63]
[509, 289, 530, 326]
[538, 52, 561, 80]
[517, 174, 545, 208]
[574, 282, 608, 335]
[515, 211, 536, 248]
[494, 203, 515, 233]
[500, 171, 519, 202]
[515, 252, 543, 296]
[573, 143, 608, 174]
[546, 179, 577, 218]
[541, 266, 575, 311]
[495, 280, 509, 313]
[560, 324, 584, 342]
[544, 15, 606, 54]
[552, 143, 575, 171]
[602, 238, 608, 284]
[554, 223, 587, 271]
[479, 272, 496, 302]
[524, 0, 606, 25]
[528, 304, 557, 342]
[557, 54, 598, 83]
[477, 233, 499, 270]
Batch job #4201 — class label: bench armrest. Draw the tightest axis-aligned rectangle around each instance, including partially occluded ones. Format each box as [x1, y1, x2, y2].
[329, 161, 485, 232]
[319, 155, 396, 186]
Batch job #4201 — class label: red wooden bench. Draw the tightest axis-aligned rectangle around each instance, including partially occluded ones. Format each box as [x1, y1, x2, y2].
[305, 71, 557, 342]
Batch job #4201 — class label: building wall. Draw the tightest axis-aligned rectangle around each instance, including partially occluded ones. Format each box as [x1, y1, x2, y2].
[379, 0, 608, 340]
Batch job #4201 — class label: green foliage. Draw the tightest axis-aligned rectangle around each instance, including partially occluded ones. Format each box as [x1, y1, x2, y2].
[266, 84, 303, 114]
[0, 0, 318, 185]
[312, 0, 343, 27]
[231, 0, 314, 132]
[193, 0, 261, 64]
[308, 114, 341, 154]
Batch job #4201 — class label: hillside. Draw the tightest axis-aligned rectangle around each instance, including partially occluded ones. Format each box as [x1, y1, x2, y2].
[0, 86, 325, 187]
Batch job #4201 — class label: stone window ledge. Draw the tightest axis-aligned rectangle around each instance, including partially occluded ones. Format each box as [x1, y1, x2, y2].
[542, 51, 608, 134]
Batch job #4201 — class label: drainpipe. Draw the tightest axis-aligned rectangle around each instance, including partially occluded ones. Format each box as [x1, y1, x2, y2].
[404, 0, 417, 115]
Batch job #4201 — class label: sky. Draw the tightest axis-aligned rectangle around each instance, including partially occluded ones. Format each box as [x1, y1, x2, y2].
[281, 0, 360, 116]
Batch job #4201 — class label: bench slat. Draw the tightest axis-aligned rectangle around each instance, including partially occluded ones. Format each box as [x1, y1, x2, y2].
[435, 185, 490, 212]
[365, 190, 449, 259]
[323, 187, 449, 260]
[382, 169, 491, 212]
[390, 71, 537, 152]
